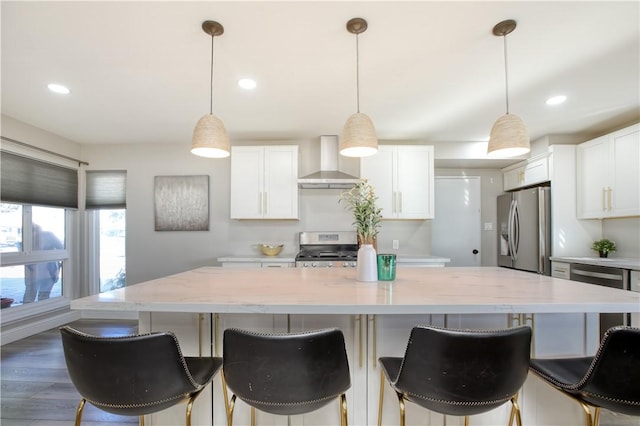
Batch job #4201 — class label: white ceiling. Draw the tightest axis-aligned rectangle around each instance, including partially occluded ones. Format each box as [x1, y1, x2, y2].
[2, 1, 639, 153]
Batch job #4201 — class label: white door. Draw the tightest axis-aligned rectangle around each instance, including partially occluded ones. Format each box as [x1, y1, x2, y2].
[431, 176, 481, 267]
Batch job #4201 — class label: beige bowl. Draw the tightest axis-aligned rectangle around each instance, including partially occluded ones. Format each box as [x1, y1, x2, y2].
[259, 244, 284, 256]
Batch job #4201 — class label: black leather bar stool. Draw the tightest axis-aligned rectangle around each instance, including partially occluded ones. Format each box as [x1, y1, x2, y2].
[529, 325, 640, 426]
[60, 325, 222, 426]
[377, 325, 532, 426]
[222, 327, 351, 426]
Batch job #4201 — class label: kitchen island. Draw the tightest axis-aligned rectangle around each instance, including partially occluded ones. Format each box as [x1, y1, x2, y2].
[71, 266, 640, 426]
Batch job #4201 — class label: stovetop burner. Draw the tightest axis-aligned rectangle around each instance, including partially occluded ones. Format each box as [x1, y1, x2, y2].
[295, 231, 358, 267]
[296, 249, 358, 260]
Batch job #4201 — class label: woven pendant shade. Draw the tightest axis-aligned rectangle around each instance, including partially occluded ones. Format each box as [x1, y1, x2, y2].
[191, 20, 229, 159]
[487, 114, 530, 158]
[191, 113, 230, 158]
[487, 113, 529, 158]
[340, 18, 378, 158]
[340, 112, 378, 157]
[487, 19, 530, 158]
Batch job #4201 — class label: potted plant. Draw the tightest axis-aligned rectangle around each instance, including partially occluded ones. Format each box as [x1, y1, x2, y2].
[340, 179, 382, 282]
[591, 238, 616, 258]
[339, 179, 382, 247]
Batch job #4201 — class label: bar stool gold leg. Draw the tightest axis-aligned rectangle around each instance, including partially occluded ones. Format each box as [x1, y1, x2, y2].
[578, 400, 594, 426]
[139, 414, 145, 426]
[464, 415, 470, 426]
[508, 393, 518, 426]
[378, 370, 385, 426]
[251, 406, 256, 426]
[75, 398, 86, 426]
[509, 395, 523, 426]
[593, 407, 601, 426]
[340, 393, 348, 426]
[396, 392, 406, 426]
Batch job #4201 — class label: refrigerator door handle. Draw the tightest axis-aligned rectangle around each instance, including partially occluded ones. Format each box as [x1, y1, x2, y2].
[512, 200, 520, 262]
[538, 188, 547, 274]
[507, 200, 516, 266]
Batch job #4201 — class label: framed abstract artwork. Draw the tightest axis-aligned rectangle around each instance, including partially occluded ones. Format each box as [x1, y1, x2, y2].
[154, 175, 209, 231]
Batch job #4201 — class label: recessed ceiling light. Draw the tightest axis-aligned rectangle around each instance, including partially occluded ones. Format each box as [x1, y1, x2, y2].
[238, 78, 257, 90]
[47, 83, 71, 95]
[546, 95, 567, 105]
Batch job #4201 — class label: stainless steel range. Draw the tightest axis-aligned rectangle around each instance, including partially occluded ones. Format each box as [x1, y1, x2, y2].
[295, 231, 358, 268]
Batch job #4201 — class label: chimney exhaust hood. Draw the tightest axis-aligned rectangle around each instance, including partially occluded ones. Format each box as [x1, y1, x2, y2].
[298, 135, 360, 189]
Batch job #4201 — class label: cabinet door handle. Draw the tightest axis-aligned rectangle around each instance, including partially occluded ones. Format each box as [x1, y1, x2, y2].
[214, 313, 220, 357]
[369, 315, 377, 369]
[392, 192, 397, 214]
[602, 187, 607, 212]
[398, 192, 403, 213]
[355, 315, 363, 368]
[263, 192, 268, 215]
[509, 314, 521, 327]
[607, 187, 612, 211]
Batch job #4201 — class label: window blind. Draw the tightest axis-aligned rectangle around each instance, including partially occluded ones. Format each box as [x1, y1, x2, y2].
[85, 170, 127, 209]
[1, 151, 78, 208]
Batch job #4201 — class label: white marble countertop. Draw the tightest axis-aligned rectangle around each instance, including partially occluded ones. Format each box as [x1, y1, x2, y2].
[550, 256, 640, 270]
[71, 266, 640, 315]
[218, 255, 296, 263]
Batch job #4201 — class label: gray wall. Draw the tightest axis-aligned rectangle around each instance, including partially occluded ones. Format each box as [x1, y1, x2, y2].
[81, 140, 442, 285]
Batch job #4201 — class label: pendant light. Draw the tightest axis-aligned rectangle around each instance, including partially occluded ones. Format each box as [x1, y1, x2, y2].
[340, 18, 378, 158]
[487, 19, 530, 158]
[191, 20, 230, 158]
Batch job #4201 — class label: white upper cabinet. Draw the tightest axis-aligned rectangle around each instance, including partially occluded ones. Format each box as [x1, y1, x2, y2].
[502, 154, 550, 191]
[577, 123, 639, 218]
[230, 145, 299, 219]
[361, 145, 434, 219]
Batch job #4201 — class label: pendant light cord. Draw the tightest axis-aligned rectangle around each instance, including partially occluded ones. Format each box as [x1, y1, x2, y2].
[355, 33, 361, 113]
[503, 34, 510, 115]
[209, 34, 215, 115]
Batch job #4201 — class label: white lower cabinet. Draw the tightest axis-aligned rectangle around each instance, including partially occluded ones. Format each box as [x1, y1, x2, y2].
[140, 312, 599, 426]
[551, 261, 570, 280]
[213, 313, 289, 426]
[288, 314, 367, 426]
[138, 312, 216, 426]
[372, 314, 443, 426]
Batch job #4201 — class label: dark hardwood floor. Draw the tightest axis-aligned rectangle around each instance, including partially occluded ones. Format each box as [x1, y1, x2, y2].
[1, 319, 138, 426]
[1, 319, 637, 426]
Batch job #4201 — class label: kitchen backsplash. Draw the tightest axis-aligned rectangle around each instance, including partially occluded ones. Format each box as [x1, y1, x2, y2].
[224, 188, 432, 256]
[602, 217, 640, 258]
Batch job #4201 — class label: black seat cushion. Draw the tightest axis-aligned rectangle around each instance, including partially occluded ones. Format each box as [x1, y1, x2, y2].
[380, 325, 531, 417]
[223, 328, 351, 416]
[530, 326, 640, 416]
[61, 326, 222, 417]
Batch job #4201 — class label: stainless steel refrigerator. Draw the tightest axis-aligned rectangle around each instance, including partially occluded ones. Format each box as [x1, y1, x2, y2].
[497, 186, 551, 275]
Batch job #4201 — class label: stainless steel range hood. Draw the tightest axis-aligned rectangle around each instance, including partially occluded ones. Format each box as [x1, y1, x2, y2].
[298, 135, 360, 189]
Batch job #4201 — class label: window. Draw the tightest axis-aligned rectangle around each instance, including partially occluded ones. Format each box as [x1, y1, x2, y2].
[0, 204, 67, 308]
[86, 170, 126, 292]
[1, 147, 77, 314]
[99, 209, 126, 292]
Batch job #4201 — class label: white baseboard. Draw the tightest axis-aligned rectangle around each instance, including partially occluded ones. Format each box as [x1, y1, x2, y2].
[0, 310, 81, 345]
